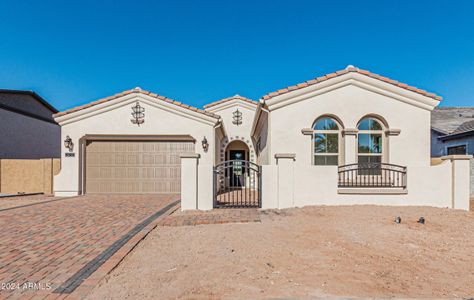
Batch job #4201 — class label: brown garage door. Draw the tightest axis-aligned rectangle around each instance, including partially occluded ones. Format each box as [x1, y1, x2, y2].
[85, 140, 194, 194]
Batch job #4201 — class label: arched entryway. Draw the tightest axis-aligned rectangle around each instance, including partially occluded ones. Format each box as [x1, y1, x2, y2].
[214, 139, 261, 208]
[225, 140, 250, 162]
[224, 140, 250, 189]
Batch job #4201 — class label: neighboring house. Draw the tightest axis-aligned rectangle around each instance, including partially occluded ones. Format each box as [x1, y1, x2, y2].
[53, 66, 471, 211]
[431, 107, 474, 194]
[0, 89, 60, 159]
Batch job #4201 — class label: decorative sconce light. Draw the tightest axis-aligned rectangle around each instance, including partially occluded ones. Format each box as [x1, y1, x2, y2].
[232, 109, 242, 126]
[202, 136, 209, 152]
[131, 101, 145, 126]
[64, 135, 74, 152]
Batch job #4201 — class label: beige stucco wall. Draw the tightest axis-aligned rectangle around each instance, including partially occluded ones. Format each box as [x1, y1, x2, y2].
[254, 73, 471, 210]
[0, 159, 60, 195]
[254, 110, 270, 165]
[54, 93, 218, 196]
[261, 156, 470, 210]
[206, 99, 257, 164]
[268, 84, 432, 168]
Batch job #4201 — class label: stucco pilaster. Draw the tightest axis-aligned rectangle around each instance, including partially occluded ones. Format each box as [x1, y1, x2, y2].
[441, 155, 472, 210]
[342, 128, 358, 165]
[274, 153, 296, 209]
[180, 154, 199, 210]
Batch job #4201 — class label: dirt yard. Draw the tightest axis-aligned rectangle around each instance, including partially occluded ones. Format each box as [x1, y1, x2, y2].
[88, 205, 474, 299]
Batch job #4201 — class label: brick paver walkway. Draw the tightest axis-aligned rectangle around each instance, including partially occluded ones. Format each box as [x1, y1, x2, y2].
[0, 194, 179, 299]
[0, 195, 61, 211]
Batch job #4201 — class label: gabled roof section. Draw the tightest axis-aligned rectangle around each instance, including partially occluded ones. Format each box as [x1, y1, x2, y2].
[261, 66, 442, 102]
[0, 89, 58, 113]
[431, 126, 449, 135]
[431, 107, 474, 134]
[437, 119, 474, 141]
[204, 94, 257, 109]
[54, 88, 219, 119]
[453, 119, 474, 135]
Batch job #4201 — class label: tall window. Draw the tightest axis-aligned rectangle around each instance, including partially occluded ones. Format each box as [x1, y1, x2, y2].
[313, 117, 340, 165]
[357, 117, 383, 164]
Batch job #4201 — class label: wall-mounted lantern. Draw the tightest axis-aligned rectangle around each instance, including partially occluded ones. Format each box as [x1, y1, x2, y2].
[64, 135, 74, 152]
[232, 109, 242, 126]
[202, 136, 209, 152]
[131, 101, 145, 126]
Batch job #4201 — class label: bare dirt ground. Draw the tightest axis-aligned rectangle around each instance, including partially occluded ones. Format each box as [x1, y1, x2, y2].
[0, 194, 62, 210]
[88, 205, 474, 299]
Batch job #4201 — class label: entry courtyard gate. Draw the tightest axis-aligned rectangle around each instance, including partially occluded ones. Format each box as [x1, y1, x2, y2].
[213, 160, 261, 208]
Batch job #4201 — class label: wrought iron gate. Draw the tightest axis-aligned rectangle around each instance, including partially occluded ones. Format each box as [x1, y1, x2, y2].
[213, 160, 261, 208]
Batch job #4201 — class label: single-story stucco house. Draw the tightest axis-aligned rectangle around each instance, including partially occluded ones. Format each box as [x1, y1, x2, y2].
[0, 89, 60, 159]
[53, 66, 472, 210]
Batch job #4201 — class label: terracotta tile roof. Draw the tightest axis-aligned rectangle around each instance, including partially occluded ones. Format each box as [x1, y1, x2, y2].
[53, 88, 220, 119]
[261, 66, 442, 101]
[204, 94, 257, 109]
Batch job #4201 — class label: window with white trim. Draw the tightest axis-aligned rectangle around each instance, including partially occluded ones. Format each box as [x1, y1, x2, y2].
[313, 117, 340, 165]
[357, 117, 383, 164]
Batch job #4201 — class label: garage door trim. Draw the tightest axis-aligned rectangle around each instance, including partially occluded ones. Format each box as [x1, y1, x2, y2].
[78, 135, 196, 195]
[81, 134, 196, 142]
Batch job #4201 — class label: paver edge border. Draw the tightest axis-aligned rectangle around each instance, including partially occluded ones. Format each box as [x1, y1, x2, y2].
[62, 200, 181, 299]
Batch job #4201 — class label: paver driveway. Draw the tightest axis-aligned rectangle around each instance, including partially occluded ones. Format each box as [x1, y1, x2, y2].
[0, 194, 179, 299]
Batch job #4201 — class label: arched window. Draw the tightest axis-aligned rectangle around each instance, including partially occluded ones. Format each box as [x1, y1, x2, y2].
[357, 117, 384, 164]
[313, 117, 340, 165]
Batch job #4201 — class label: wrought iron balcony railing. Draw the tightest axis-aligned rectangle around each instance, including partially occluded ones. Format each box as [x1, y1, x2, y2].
[338, 163, 407, 188]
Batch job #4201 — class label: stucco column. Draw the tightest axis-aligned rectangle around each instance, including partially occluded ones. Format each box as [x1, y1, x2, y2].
[197, 163, 213, 210]
[261, 165, 278, 209]
[275, 153, 295, 209]
[342, 129, 358, 165]
[442, 155, 472, 210]
[180, 154, 199, 210]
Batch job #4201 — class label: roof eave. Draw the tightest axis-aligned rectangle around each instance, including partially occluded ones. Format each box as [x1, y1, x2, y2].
[0, 89, 58, 113]
[264, 72, 441, 112]
[54, 92, 220, 126]
[438, 130, 474, 141]
[261, 67, 442, 103]
[204, 95, 257, 110]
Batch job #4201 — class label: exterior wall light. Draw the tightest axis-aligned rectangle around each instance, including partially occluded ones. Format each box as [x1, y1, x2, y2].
[202, 136, 209, 152]
[64, 135, 74, 152]
[232, 109, 242, 125]
[131, 101, 145, 126]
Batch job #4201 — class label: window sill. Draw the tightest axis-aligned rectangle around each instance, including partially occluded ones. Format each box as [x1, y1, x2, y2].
[338, 188, 407, 195]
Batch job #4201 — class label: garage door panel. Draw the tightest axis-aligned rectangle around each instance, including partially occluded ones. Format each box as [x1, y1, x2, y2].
[85, 140, 194, 194]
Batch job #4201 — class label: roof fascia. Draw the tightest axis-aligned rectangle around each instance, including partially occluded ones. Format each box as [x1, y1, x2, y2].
[438, 130, 474, 141]
[205, 99, 257, 113]
[250, 100, 268, 138]
[0, 89, 58, 113]
[55, 93, 219, 127]
[265, 73, 440, 112]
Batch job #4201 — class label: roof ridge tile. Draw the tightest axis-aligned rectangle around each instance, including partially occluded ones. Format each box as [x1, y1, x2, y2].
[204, 94, 257, 109]
[261, 67, 442, 101]
[54, 89, 219, 119]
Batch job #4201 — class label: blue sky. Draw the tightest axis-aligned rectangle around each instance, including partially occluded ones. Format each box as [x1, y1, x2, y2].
[0, 0, 473, 111]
